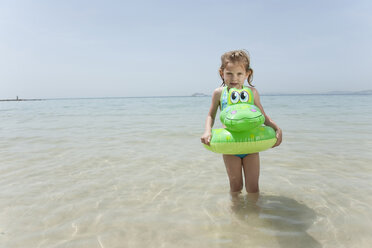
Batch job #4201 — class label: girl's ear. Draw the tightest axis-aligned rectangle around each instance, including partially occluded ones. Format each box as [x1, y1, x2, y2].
[219, 69, 224, 79]
[246, 69, 252, 79]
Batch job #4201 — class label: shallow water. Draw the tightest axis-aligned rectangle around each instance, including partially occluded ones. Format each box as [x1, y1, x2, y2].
[1, 95, 372, 247]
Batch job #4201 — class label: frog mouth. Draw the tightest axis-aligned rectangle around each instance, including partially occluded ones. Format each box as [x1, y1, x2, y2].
[225, 115, 263, 121]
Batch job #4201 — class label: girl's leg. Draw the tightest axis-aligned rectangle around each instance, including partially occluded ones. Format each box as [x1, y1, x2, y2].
[242, 153, 260, 193]
[223, 154, 243, 193]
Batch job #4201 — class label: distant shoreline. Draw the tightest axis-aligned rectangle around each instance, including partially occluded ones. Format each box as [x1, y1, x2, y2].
[0, 99, 43, 102]
[193, 89, 372, 97]
[1, 90, 371, 102]
[263, 91, 372, 96]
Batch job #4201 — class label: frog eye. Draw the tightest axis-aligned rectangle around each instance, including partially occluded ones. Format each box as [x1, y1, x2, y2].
[240, 91, 249, 102]
[230, 91, 240, 104]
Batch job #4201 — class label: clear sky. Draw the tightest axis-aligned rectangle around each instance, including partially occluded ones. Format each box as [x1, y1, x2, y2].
[1, 0, 371, 98]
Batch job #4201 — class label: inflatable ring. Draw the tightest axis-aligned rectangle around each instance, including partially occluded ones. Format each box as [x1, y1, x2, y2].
[204, 88, 277, 154]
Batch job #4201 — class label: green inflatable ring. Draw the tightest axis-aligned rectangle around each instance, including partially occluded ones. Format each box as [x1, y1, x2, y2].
[204, 87, 277, 154]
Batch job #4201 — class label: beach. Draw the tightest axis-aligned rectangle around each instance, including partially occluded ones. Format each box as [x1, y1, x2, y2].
[1, 94, 372, 248]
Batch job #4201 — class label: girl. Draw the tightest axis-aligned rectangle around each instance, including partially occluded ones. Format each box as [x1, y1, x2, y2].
[201, 50, 282, 194]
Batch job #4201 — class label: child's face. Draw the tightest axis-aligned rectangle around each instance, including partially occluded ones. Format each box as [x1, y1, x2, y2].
[220, 62, 250, 89]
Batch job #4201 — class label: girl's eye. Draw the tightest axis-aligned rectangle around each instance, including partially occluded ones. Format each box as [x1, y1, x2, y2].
[230, 91, 240, 104]
[240, 91, 249, 102]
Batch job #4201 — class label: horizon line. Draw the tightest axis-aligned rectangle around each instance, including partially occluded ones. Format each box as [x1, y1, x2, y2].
[1, 91, 372, 101]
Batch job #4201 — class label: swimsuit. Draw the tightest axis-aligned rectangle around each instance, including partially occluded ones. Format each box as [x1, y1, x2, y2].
[235, 154, 248, 159]
[220, 86, 254, 159]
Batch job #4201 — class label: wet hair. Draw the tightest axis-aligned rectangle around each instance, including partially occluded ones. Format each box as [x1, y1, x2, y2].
[219, 49, 254, 87]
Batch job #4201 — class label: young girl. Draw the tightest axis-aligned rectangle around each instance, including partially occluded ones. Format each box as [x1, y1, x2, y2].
[201, 50, 282, 194]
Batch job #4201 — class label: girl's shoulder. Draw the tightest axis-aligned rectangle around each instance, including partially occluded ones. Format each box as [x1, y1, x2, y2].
[246, 86, 260, 97]
[212, 86, 224, 97]
[210, 86, 224, 107]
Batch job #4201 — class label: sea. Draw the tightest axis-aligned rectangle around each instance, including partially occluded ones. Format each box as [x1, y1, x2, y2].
[1, 94, 372, 248]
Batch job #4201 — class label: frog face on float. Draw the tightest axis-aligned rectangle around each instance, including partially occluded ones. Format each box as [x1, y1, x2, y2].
[220, 88, 265, 132]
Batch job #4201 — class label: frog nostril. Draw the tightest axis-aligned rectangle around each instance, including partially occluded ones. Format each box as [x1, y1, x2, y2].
[231, 110, 237, 114]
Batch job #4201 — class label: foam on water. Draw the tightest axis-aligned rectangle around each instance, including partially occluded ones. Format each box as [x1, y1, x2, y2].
[1, 95, 372, 247]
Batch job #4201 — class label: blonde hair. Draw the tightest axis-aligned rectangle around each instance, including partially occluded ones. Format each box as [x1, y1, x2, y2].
[219, 49, 254, 87]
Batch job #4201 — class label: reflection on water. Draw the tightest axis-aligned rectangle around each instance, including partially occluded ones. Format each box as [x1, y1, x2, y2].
[230, 193, 322, 248]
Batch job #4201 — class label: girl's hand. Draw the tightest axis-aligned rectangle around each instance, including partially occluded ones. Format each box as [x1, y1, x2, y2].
[272, 128, 282, 148]
[201, 131, 212, 146]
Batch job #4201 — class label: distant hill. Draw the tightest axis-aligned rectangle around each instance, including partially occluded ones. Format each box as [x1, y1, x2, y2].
[191, 90, 372, 97]
[325, 90, 372, 95]
[0, 98, 43, 101]
[353, 90, 372, 95]
[191, 93, 208, 97]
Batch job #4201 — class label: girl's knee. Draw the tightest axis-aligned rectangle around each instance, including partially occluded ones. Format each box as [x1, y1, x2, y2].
[230, 181, 243, 192]
[245, 183, 259, 193]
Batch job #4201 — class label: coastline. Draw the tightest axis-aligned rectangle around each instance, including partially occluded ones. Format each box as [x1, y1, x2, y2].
[0, 99, 43, 102]
[1, 90, 371, 102]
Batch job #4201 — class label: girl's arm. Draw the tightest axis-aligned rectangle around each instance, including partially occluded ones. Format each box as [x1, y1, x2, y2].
[252, 88, 282, 148]
[201, 88, 222, 146]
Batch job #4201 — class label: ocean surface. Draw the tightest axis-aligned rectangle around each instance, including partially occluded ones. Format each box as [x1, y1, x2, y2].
[1, 94, 372, 248]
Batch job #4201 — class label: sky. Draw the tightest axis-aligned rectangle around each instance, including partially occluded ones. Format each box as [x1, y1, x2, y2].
[1, 0, 372, 98]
